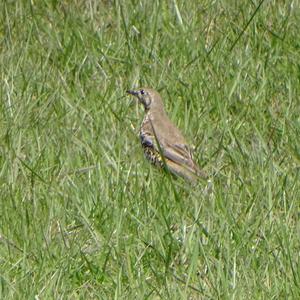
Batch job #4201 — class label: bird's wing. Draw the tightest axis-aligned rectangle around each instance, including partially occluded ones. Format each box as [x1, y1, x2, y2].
[141, 129, 191, 166]
[162, 142, 207, 180]
[163, 158, 199, 182]
[162, 142, 194, 167]
[145, 117, 207, 180]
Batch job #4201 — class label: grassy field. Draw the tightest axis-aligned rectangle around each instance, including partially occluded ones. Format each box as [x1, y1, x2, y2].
[1, 0, 300, 298]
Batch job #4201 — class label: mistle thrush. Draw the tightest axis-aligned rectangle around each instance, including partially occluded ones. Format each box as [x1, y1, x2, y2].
[126, 88, 207, 182]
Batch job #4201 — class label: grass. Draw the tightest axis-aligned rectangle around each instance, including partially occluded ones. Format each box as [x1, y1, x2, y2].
[1, 0, 300, 298]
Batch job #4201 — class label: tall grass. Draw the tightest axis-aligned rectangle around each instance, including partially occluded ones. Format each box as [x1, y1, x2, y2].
[1, 1, 299, 298]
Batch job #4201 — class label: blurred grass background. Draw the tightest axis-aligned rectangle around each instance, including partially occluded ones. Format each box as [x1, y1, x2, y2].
[1, 0, 299, 298]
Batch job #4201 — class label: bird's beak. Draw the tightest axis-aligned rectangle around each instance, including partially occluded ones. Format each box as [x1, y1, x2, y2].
[126, 90, 138, 97]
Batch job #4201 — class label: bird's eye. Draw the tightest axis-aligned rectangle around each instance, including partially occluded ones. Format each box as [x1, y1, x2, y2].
[140, 90, 145, 95]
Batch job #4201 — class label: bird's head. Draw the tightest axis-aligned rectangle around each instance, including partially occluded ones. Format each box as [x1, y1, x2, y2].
[126, 88, 164, 112]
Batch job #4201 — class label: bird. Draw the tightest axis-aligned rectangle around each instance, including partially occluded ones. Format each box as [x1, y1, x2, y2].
[126, 88, 207, 182]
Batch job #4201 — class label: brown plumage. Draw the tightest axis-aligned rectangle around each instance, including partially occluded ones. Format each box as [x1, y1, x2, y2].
[126, 88, 207, 182]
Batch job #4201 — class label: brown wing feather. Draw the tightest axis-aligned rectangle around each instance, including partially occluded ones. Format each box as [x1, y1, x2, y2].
[161, 142, 207, 179]
[164, 158, 200, 182]
[144, 112, 207, 181]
